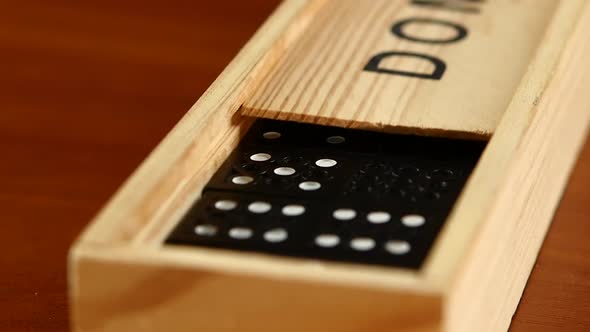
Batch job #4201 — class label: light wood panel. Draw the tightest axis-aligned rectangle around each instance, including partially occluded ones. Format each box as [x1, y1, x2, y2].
[445, 2, 590, 330]
[72, 247, 441, 332]
[243, 0, 557, 137]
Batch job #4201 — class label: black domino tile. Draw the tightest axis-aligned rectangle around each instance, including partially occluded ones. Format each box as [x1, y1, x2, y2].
[165, 119, 486, 269]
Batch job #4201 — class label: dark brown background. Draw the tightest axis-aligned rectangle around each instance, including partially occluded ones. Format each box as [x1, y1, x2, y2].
[1, 1, 588, 331]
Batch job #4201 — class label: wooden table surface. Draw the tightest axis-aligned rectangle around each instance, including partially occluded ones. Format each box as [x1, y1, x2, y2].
[2, 1, 589, 331]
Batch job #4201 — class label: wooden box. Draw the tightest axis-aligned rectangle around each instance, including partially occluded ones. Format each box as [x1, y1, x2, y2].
[69, 1, 590, 331]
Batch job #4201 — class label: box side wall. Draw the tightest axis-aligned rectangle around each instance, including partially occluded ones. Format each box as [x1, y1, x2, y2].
[445, 2, 590, 331]
[70, 250, 442, 332]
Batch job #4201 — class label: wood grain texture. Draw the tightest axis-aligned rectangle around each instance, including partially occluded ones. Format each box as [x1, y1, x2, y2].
[1, 1, 589, 332]
[243, 0, 557, 137]
[443, 2, 590, 330]
[72, 251, 440, 332]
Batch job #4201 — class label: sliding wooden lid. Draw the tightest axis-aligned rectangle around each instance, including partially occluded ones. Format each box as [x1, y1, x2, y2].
[242, 0, 557, 138]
